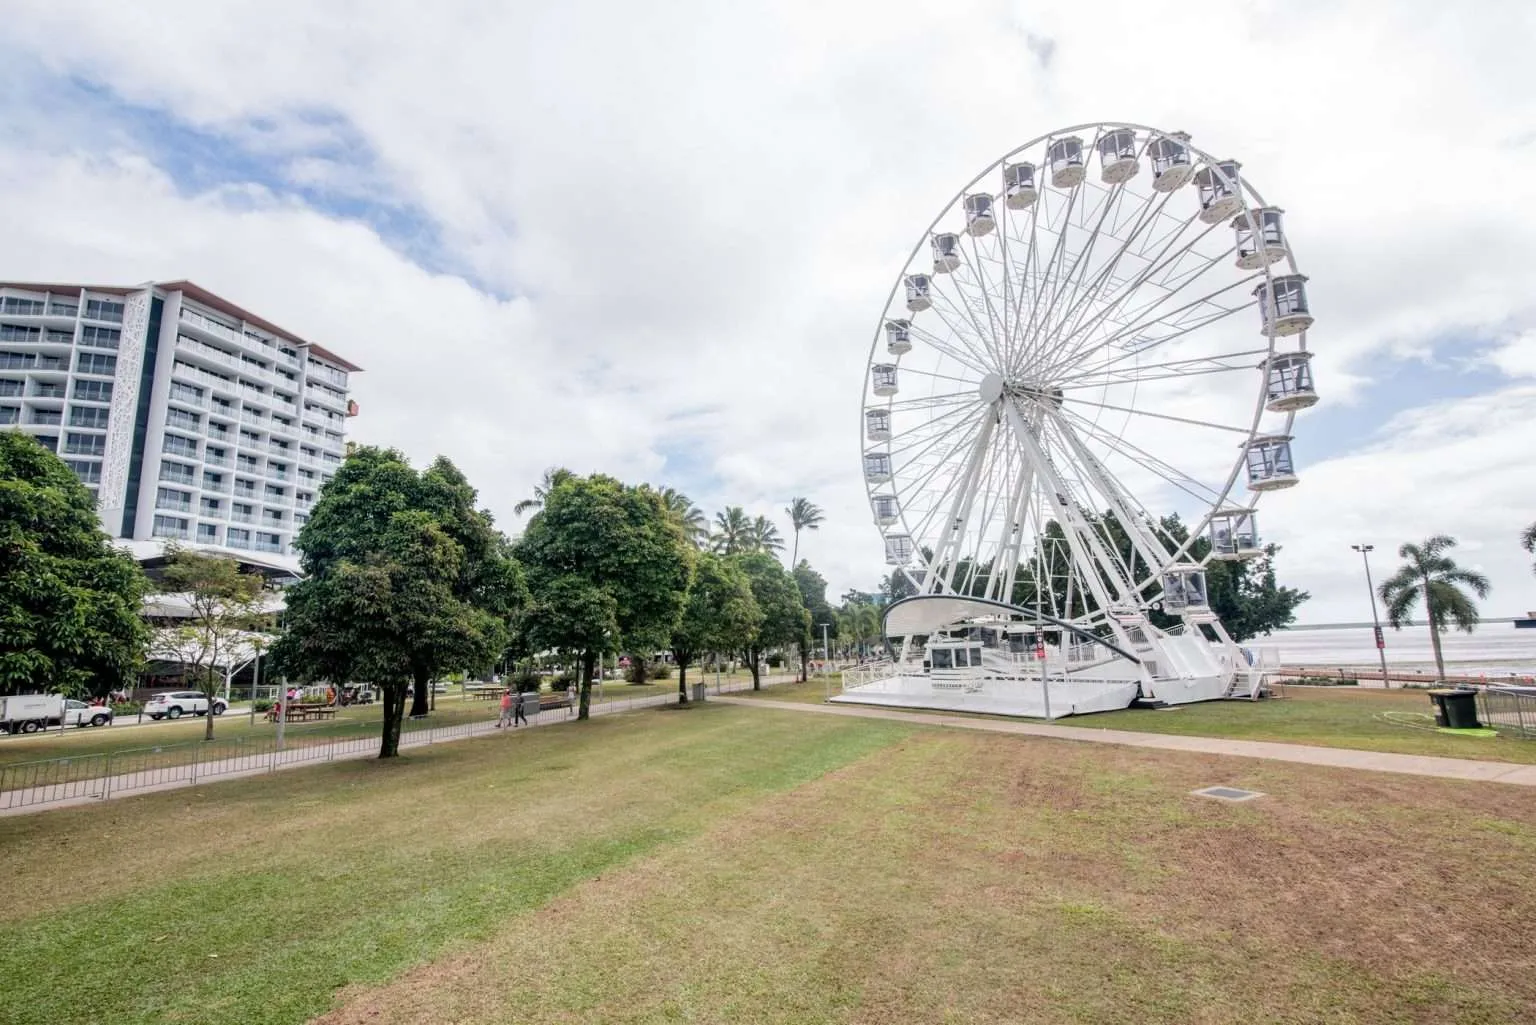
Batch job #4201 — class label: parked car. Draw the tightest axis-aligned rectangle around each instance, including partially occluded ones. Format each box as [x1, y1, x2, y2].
[143, 691, 228, 720]
[0, 695, 112, 733]
[64, 700, 113, 729]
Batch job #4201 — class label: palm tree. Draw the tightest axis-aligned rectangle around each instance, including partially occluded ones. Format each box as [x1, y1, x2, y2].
[656, 487, 708, 547]
[1379, 535, 1492, 684]
[1522, 521, 1536, 576]
[749, 515, 784, 555]
[785, 497, 824, 569]
[710, 506, 752, 554]
[513, 466, 575, 517]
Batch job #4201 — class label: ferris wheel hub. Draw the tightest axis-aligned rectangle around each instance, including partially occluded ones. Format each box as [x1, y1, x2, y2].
[978, 372, 1004, 403]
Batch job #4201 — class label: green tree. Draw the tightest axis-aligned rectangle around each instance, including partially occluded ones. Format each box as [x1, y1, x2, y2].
[734, 552, 809, 690]
[710, 506, 752, 554]
[652, 486, 709, 548]
[749, 515, 784, 556]
[517, 474, 694, 719]
[670, 551, 760, 703]
[1152, 515, 1308, 642]
[156, 547, 270, 741]
[1379, 534, 1491, 684]
[513, 466, 575, 517]
[793, 560, 837, 681]
[273, 448, 521, 756]
[0, 432, 148, 697]
[785, 496, 824, 571]
[1522, 521, 1536, 576]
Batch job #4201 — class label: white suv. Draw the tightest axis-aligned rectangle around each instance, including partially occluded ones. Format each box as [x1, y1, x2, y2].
[144, 691, 228, 720]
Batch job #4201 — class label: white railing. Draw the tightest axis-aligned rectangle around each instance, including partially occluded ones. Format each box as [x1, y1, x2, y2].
[841, 660, 897, 690]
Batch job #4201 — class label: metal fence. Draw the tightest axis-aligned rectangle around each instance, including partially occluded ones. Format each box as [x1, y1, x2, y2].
[1479, 687, 1536, 739]
[0, 673, 802, 813]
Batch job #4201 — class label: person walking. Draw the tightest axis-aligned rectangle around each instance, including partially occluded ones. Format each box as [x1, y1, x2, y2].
[513, 689, 529, 728]
[497, 689, 513, 729]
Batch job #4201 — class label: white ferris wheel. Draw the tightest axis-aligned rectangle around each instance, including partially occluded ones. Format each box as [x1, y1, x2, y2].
[861, 121, 1316, 650]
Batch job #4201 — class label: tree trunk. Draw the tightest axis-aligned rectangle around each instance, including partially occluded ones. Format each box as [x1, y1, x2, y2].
[747, 646, 762, 690]
[380, 683, 406, 758]
[677, 660, 690, 704]
[577, 649, 595, 721]
[409, 667, 431, 718]
[790, 534, 799, 571]
[1425, 581, 1447, 684]
[631, 656, 648, 684]
[799, 643, 809, 683]
[203, 671, 216, 741]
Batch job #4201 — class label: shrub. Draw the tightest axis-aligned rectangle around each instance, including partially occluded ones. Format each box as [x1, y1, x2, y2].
[111, 701, 143, 716]
[767, 654, 784, 669]
[512, 669, 541, 693]
[650, 663, 673, 681]
[553, 671, 577, 688]
[252, 700, 274, 713]
[625, 661, 647, 684]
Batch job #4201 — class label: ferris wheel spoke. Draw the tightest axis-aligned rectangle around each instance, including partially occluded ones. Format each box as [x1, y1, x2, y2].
[1056, 394, 1253, 435]
[1045, 414, 1174, 577]
[961, 232, 1012, 367]
[1026, 183, 1131, 374]
[1047, 271, 1261, 382]
[1028, 189, 1179, 374]
[1036, 214, 1221, 379]
[907, 320, 992, 378]
[1054, 405, 1225, 507]
[918, 290, 1001, 371]
[884, 398, 981, 447]
[899, 364, 988, 388]
[1018, 183, 1083, 374]
[1056, 348, 1268, 389]
[928, 274, 1006, 369]
[1002, 186, 1046, 367]
[885, 389, 979, 413]
[890, 408, 982, 478]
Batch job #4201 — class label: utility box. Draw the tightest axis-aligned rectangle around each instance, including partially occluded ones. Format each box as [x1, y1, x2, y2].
[1429, 689, 1480, 730]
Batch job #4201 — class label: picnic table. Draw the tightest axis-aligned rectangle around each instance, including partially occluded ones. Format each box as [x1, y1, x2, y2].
[266, 703, 338, 723]
[466, 686, 504, 701]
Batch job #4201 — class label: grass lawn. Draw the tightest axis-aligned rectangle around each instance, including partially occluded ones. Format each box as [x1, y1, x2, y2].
[741, 679, 1536, 764]
[6, 705, 1535, 1024]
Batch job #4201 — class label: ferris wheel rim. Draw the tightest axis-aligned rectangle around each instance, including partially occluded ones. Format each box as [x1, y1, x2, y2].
[860, 120, 1310, 608]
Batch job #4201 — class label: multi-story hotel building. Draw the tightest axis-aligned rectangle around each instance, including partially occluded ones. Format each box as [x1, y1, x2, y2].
[0, 280, 359, 573]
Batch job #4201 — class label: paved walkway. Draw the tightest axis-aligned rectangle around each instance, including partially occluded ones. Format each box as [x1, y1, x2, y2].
[717, 697, 1536, 786]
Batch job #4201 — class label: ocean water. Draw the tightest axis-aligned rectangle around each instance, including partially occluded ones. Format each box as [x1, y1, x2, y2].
[1251, 624, 1536, 675]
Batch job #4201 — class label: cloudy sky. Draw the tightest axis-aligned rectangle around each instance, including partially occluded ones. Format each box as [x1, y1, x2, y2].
[3, 0, 1534, 623]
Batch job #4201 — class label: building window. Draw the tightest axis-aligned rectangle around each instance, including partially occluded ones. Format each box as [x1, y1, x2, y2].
[65, 459, 102, 483]
[0, 324, 42, 342]
[160, 461, 196, 485]
[64, 432, 106, 456]
[0, 379, 21, 397]
[197, 523, 219, 542]
[166, 408, 201, 430]
[200, 497, 222, 516]
[169, 382, 203, 405]
[0, 406, 18, 425]
[28, 409, 62, 426]
[73, 379, 113, 402]
[151, 514, 189, 539]
[227, 527, 251, 549]
[79, 326, 121, 350]
[83, 299, 125, 323]
[76, 352, 117, 376]
[0, 297, 45, 315]
[69, 406, 111, 429]
[155, 487, 192, 512]
[162, 434, 199, 458]
[264, 484, 286, 499]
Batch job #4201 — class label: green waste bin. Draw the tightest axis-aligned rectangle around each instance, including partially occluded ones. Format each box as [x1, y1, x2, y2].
[1429, 689, 1481, 729]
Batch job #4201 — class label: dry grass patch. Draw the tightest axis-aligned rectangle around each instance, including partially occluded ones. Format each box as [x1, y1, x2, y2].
[319, 730, 1536, 1025]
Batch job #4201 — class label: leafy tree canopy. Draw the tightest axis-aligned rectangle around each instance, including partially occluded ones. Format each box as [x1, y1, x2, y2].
[515, 474, 695, 717]
[732, 551, 808, 689]
[0, 432, 148, 696]
[273, 447, 521, 754]
[669, 551, 760, 701]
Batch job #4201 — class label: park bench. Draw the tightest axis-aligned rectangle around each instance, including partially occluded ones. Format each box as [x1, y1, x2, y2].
[466, 687, 503, 701]
[538, 692, 573, 712]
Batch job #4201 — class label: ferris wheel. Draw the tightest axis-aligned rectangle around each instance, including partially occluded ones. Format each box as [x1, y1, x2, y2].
[861, 121, 1316, 634]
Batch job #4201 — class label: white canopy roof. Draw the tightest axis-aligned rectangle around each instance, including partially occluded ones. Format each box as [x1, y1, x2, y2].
[882, 594, 1022, 637]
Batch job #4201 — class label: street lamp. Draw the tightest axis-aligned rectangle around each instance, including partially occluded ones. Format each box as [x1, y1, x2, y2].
[1351, 544, 1391, 688]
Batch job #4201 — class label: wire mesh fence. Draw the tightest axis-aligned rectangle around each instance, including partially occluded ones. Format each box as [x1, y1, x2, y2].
[0, 674, 803, 813]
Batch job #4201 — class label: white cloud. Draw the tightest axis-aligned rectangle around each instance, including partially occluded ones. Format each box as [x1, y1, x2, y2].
[2, 0, 1534, 617]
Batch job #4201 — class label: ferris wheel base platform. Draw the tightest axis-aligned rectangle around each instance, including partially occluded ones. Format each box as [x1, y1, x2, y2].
[831, 675, 1144, 719]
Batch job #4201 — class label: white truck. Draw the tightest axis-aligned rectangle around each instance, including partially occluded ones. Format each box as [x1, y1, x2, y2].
[0, 695, 114, 734]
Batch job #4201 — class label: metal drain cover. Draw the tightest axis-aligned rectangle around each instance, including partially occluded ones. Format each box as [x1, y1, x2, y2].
[1192, 786, 1265, 802]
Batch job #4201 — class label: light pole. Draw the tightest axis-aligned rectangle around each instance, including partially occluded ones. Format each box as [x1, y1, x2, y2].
[821, 622, 831, 675]
[1352, 544, 1391, 688]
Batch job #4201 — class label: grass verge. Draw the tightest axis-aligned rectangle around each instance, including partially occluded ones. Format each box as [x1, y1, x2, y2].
[0, 706, 911, 1025]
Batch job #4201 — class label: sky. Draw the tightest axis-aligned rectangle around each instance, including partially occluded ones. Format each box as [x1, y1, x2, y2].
[2, 0, 1534, 625]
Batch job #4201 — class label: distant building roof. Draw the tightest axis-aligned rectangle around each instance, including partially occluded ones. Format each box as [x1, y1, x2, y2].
[0, 278, 363, 372]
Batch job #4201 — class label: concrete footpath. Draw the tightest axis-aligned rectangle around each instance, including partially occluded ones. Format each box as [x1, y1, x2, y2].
[718, 696, 1536, 787]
